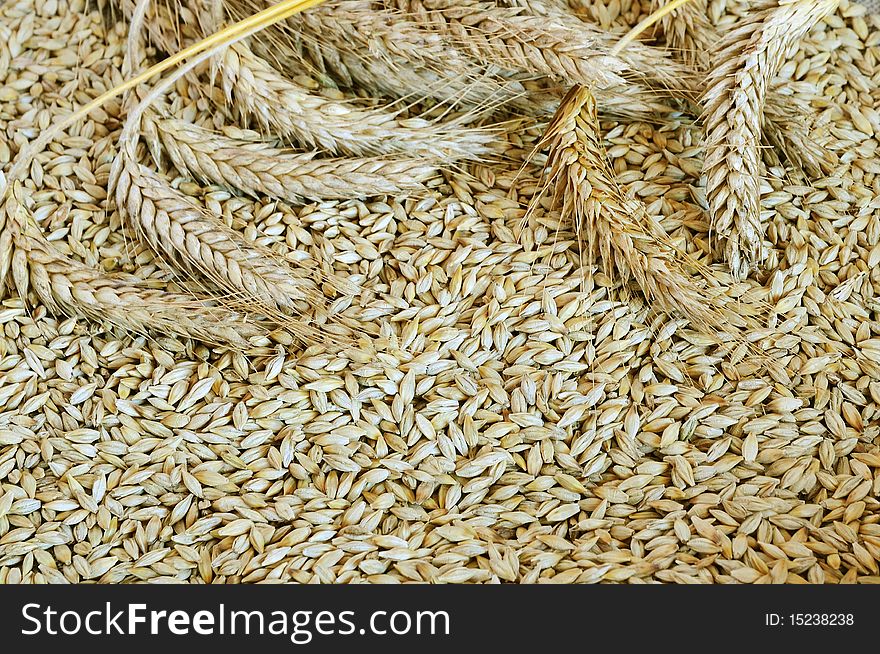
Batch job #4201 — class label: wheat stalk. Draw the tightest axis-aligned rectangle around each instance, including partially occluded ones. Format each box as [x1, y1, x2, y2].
[702, 0, 839, 280]
[157, 118, 437, 201]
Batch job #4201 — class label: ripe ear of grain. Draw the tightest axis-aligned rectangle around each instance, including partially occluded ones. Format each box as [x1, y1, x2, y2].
[537, 85, 751, 333]
[4, 184, 259, 347]
[701, 0, 840, 279]
[156, 118, 438, 202]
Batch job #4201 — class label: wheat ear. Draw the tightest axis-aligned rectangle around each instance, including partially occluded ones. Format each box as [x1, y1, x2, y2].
[195, 0, 496, 159]
[1, 183, 258, 347]
[702, 0, 839, 279]
[540, 87, 724, 327]
[222, 0, 677, 122]
[762, 82, 837, 177]
[503, 0, 702, 101]
[157, 118, 436, 202]
[227, 0, 534, 113]
[0, 0, 338, 346]
[389, 0, 701, 102]
[114, 153, 331, 312]
[0, 0, 331, 197]
[220, 40, 495, 158]
[124, 0, 443, 202]
[648, 0, 835, 177]
[499, 0, 571, 13]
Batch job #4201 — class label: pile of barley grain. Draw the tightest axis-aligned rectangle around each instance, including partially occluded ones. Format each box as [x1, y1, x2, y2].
[1, 0, 880, 584]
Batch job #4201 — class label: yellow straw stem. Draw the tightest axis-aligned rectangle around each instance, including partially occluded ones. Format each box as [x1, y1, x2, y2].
[610, 0, 696, 57]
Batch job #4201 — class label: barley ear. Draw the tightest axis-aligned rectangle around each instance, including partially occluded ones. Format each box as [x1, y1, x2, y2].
[701, 0, 839, 279]
[4, 184, 260, 348]
[538, 86, 733, 331]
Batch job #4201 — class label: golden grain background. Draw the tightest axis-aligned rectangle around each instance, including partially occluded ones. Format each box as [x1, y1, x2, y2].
[1, 0, 879, 584]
